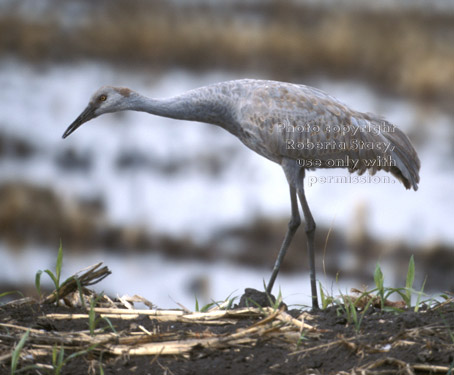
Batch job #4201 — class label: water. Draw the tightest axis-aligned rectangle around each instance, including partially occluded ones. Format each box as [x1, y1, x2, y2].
[0, 245, 353, 308]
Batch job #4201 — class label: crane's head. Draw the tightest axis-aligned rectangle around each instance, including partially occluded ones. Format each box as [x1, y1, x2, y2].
[62, 86, 133, 138]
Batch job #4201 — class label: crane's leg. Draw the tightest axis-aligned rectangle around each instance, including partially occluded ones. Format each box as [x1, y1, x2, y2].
[266, 186, 301, 295]
[297, 185, 319, 310]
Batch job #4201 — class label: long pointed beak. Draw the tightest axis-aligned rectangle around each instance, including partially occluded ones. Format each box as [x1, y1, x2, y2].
[62, 105, 96, 139]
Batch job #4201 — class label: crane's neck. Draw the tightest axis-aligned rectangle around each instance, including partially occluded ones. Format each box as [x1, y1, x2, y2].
[126, 89, 237, 132]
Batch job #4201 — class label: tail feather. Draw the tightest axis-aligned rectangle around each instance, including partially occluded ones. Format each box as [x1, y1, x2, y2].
[352, 118, 420, 190]
[383, 124, 420, 190]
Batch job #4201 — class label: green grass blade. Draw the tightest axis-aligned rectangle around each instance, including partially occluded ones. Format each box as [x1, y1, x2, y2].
[58, 346, 64, 367]
[11, 329, 30, 375]
[52, 346, 65, 375]
[88, 292, 108, 335]
[217, 291, 238, 310]
[52, 345, 57, 366]
[56, 241, 63, 286]
[341, 294, 358, 330]
[350, 298, 357, 326]
[225, 296, 237, 310]
[44, 269, 60, 304]
[391, 288, 408, 302]
[201, 302, 216, 312]
[374, 263, 384, 290]
[406, 255, 415, 289]
[319, 282, 334, 309]
[102, 317, 117, 334]
[374, 263, 385, 309]
[0, 291, 22, 301]
[357, 298, 374, 332]
[405, 255, 415, 307]
[12, 365, 41, 374]
[194, 295, 200, 312]
[64, 344, 98, 363]
[414, 276, 427, 313]
[44, 270, 59, 289]
[319, 281, 326, 309]
[268, 288, 283, 310]
[35, 270, 43, 299]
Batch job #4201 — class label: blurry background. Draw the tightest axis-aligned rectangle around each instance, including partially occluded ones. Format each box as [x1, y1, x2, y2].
[0, 0, 453, 308]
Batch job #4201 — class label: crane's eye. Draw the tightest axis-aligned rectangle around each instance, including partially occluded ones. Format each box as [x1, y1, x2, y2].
[99, 94, 107, 102]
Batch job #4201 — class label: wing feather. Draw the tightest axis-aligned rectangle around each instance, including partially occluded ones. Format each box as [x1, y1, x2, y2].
[235, 80, 420, 190]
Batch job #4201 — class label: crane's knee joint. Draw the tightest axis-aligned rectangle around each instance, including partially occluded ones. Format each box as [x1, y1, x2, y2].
[288, 216, 301, 231]
[305, 221, 316, 234]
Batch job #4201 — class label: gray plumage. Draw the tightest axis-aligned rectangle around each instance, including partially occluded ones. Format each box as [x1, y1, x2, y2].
[63, 79, 421, 309]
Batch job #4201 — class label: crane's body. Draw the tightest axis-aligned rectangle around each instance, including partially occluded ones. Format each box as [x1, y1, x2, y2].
[63, 79, 420, 309]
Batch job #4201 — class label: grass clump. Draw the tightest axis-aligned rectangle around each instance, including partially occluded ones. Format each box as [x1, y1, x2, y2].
[35, 241, 66, 305]
[318, 256, 432, 332]
[195, 292, 238, 312]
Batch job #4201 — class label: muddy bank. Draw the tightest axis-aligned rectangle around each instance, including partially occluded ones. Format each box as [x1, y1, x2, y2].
[1, 286, 453, 374]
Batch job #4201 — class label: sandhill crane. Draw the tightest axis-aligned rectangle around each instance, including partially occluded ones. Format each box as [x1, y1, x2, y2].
[63, 79, 420, 309]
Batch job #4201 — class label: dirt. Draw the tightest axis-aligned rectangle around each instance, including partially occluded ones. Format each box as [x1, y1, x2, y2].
[1, 289, 453, 375]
